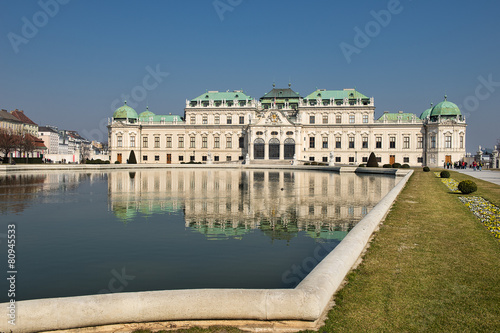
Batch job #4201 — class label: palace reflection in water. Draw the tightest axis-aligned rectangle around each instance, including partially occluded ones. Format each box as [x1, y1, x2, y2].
[108, 169, 397, 241]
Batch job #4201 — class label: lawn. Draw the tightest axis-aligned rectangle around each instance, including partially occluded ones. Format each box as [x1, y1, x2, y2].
[133, 169, 500, 332]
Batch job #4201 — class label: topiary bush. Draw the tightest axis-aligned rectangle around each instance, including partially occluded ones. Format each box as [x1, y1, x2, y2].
[440, 170, 450, 178]
[358, 164, 366, 167]
[383, 164, 392, 168]
[128, 150, 137, 164]
[366, 152, 379, 167]
[423, 166, 430, 172]
[392, 163, 401, 168]
[401, 164, 410, 168]
[458, 180, 477, 194]
[114, 161, 121, 164]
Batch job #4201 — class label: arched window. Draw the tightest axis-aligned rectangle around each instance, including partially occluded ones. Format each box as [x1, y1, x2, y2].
[254, 138, 265, 159]
[284, 138, 295, 159]
[269, 138, 280, 160]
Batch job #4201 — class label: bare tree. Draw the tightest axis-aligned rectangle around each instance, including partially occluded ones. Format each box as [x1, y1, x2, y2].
[19, 134, 36, 163]
[0, 129, 20, 163]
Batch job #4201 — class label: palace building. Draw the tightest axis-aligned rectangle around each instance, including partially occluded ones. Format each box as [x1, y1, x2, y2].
[108, 85, 466, 167]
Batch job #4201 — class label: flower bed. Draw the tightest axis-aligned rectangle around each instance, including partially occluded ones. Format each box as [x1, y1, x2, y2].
[459, 196, 500, 240]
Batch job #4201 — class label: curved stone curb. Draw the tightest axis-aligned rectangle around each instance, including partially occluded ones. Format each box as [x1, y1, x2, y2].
[0, 170, 413, 332]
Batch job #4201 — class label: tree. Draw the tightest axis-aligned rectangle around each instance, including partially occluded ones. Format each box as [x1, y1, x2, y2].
[0, 129, 20, 163]
[19, 134, 35, 163]
[366, 152, 379, 167]
[128, 150, 137, 164]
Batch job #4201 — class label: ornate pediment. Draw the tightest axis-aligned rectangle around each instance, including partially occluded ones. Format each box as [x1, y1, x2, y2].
[252, 110, 294, 126]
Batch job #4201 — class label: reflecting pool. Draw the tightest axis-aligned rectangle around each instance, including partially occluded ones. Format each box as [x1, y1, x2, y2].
[0, 169, 397, 302]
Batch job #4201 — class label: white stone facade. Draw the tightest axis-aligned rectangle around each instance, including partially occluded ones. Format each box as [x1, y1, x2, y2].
[108, 88, 467, 167]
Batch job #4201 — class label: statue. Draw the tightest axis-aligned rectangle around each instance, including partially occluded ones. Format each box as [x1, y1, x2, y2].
[329, 151, 335, 166]
[207, 152, 213, 164]
[245, 153, 250, 165]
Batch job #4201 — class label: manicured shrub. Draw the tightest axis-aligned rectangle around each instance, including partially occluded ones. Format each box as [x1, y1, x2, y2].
[383, 164, 392, 168]
[128, 150, 137, 164]
[358, 164, 366, 167]
[366, 152, 379, 167]
[440, 170, 450, 178]
[458, 180, 477, 194]
[401, 164, 410, 168]
[423, 166, 430, 172]
[114, 161, 121, 164]
[304, 162, 310, 165]
[392, 163, 401, 168]
[105, 160, 110, 164]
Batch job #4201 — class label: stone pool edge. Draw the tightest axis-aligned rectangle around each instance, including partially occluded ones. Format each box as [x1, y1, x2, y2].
[0, 169, 413, 332]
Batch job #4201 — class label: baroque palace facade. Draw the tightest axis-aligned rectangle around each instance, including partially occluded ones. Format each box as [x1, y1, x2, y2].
[108, 85, 466, 166]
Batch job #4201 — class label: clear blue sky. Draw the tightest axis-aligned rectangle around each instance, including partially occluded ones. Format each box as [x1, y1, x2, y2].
[1, 0, 499, 153]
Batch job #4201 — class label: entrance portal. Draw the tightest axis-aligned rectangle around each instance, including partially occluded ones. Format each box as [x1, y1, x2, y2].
[254, 138, 264, 159]
[284, 138, 295, 159]
[269, 138, 280, 160]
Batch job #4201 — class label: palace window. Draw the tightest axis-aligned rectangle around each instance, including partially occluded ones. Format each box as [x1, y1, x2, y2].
[322, 114, 328, 124]
[214, 137, 220, 148]
[256, 131, 263, 135]
[202, 116, 208, 124]
[190, 115, 196, 124]
[178, 136, 184, 148]
[362, 137, 368, 148]
[349, 157, 355, 163]
[403, 157, 410, 163]
[227, 116, 232, 124]
[431, 136, 436, 148]
[362, 157, 368, 162]
[202, 156, 207, 161]
[226, 156, 231, 161]
[214, 156, 219, 162]
[363, 114, 369, 123]
[190, 155, 195, 162]
[322, 137, 328, 149]
[239, 137, 244, 148]
[417, 157, 423, 163]
[143, 155, 148, 161]
[336, 114, 341, 124]
[417, 136, 423, 149]
[214, 115, 220, 124]
[336, 156, 341, 162]
[271, 131, 278, 135]
[389, 136, 396, 149]
[226, 137, 232, 148]
[190, 136, 196, 148]
[155, 155, 160, 161]
[349, 137, 355, 149]
[403, 136, 410, 149]
[202, 137, 207, 148]
[323, 156, 328, 162]
[239, 116, 244, 124]
[166, 136, 172, 148]
[336, 137, 341, 149]
[445, 136, 452, 148]
[349, 114, 355, 123]
[117, 136, 123, 147]
[309, 137, 315, 148]
[130, 136, 135, 148]
[154, 137, 160, 148]
[460, 136, 464, 148]
[179, 155, 184, 161]
[310, 115, 315, 124]
[286, 131, 293, 135]
[142, 136, 148, 148]
[376, 137, 382, 148]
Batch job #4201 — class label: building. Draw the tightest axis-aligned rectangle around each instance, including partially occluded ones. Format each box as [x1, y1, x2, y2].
[108, 85, 466, 167]
[11, 109, 38, 136]
[0, 109, 23, 133]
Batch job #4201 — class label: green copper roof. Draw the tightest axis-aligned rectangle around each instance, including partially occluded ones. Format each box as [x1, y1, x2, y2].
[113, 101, 138, 119]
[376, 112, 421, 123]
[430, 96, 461, 117]
[420, 103, 433, 119]
[139, 106, 155, 118]
[138, 114, 183, 122]
[191, 90, 253, 101]
[260, 88, 301, 100]
[304, 89, 369, 100]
